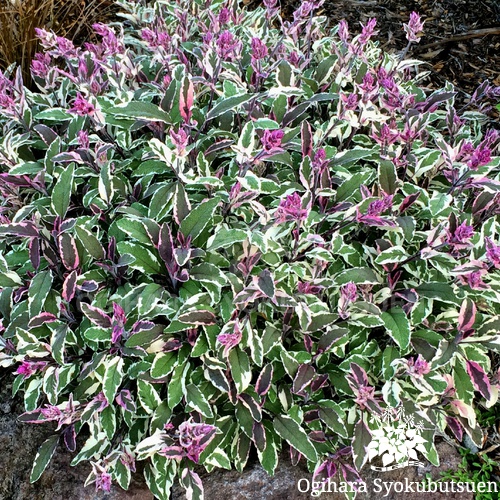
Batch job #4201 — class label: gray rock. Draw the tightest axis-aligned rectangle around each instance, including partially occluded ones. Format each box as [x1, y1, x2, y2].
[0, 379, 474, 500]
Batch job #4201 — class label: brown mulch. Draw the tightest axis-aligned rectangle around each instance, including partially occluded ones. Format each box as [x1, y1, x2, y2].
[247, 0, 500, 98]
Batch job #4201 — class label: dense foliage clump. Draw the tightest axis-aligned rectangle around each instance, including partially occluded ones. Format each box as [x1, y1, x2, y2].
[0, 0, 499, 498]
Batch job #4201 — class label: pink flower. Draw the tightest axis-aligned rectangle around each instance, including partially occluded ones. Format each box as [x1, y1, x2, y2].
[486, 237, 500, 268]
[459, 270, 488, 290]
[338, 282, 357, 319]
[218, 7, 230, 25]
[448, 221, 474, 246]
[70, 93, 95, 116]
[275, 192, 309, 223]
[216, 31, 240, 60]
[170, 128, 189, 153]
[406, 355, 430, 378]
[338, 20, 349, 43]
[55, 37, 76, 58]
[77, 130, 90, 149]
[358, 18, 377, 46]
[367, 195, 393, 216]
[217, 321, 242, 357]
[251, 37, 268, 60]
[93, 23, 123, 55]
[297, 281, 324, 295]
[31, 53, 51, 78]
[261, 129, 284, 152]
[92, 463, 112, 492]
[111, 302, 127, 344]
[177, 419, 217, 463]
[16, 361, 47, 378]
[312, 148, 328, 172]
[354, 385, 376, 410]
[340, 92, 359, 111]
[404, 12, 424, 43]
[467, 147, 491, 170]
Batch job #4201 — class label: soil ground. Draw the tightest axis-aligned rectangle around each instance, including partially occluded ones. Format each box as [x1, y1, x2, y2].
[247, 0, 500, 97]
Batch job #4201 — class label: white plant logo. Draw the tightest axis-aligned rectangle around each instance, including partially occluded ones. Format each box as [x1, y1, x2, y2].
[367, 407, 427, 471]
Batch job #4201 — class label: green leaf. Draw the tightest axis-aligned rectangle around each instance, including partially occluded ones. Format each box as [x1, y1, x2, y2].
[207, 94, 253, 120]
[103, 356, 124, 404]
[335, 267, 379, 285]
[186, 383, 213, 418]
[116, 218, 151, 245]
[30, 434, 59, 483]
[229, 348, 252, 394]
[273, 415, 318, 462]
[207, 228, 248, 250]
[28, 271, 53, 317]
[138, 379, 162, 414]
[416, 282, 460, 305]
[51, 163, 74, 218]
[74, 226, 105, 260]
[375, 246, 408, 265]
[107, 101, 171, 123]
[168, 362, 189, 409]
[378, 159, 398, 195]
[179, 197, 220, 242]
[117, 241, 162, 274]
[381, 307, 411, 351]
[151, 352, 177, 379]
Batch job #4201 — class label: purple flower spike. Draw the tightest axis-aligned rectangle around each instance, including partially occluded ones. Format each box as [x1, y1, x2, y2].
[404, 12, 424, 43]
[275, 192, 309, 224]
[251, 37, 268, 60]
[485, 238, 500, 268]
[261, 129, 284, 152]
[406, 355, 430, 378]
[70, 93, 95, 116]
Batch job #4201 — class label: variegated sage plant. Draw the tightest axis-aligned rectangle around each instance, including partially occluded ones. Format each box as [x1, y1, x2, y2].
[0, 0, 499, 498]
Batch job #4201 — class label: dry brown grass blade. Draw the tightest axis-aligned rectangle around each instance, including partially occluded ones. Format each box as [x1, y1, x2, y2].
[0, 0, 119, 85]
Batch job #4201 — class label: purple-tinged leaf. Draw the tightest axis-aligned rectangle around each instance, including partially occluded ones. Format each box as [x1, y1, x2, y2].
[159, 445, 185, 460]
[340, 463, 364, 485]
[317, 328, 348, 353]
[115, 389, 136, 413]
[181, 468, 204, 500]
[301, 120, 313, 158]
[255, 364, 273, 396]
[310, 373, 328, 393]
[62, 270, 78, 302]
[33, 124, 58, 145]
[179, 76, 194, 123]
[458, 298, 476, 334]
[28, 312, 58, 329]
[158, 223, 174, 267]
[0, 222, 39, 238]
[352, 419, 371, 471]
[445, 416, 464, 442]
[29, 237, 41, 270]
[398, 191, 421, 214]
[80, 303, 112, 328]
[309, 430, 326, 443]
[78, 280, 99, 293]
[292, 363, 316, 395]
[466, 360, 491, 399]
[178, 310, 216, 325]
[63, 425, 77, 452]
[238, 393, 262, 422]
[252, 422, 266, 452]
[58, 233, 79, 271]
